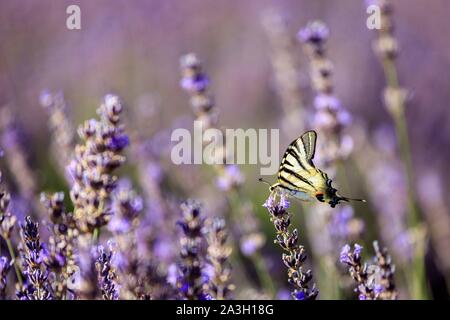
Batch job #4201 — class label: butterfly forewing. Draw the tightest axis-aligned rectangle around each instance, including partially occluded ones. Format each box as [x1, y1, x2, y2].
[300, 130, 317, 164]
[276, 131, 320, 196]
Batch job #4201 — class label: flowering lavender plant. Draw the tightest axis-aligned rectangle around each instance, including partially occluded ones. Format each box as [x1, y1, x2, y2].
[174, 200, 210, 300]
[40, 192, 77, 298]
[0, 256, 12, 299]
[205, 217, 234, 300]
[17, 216, 53, 300]
[69, 94, 129, 235]
[340, 242, 397, 300]
[263, 194, 318, 300]
[95, 244, 119, 300]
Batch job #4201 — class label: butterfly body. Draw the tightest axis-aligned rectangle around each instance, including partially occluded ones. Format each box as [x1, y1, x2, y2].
[267, 130, 365, 208]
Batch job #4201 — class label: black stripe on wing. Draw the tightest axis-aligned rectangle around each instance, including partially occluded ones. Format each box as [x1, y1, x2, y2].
[279, 167, 317, 190]
[278, 176, 299, 190]
[299, 130, 317, 165]
[282, 148, 307, 171]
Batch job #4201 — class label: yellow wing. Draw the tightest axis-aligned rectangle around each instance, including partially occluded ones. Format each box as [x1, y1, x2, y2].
[276, 131, 320, 198]
[271, 131, 366, 206]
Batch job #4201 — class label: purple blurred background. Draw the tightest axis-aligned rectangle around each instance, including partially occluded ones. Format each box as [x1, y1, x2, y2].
[1, 0, 450, 299]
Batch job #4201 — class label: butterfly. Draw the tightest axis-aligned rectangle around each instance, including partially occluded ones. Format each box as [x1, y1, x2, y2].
[260, 130, 366, 208]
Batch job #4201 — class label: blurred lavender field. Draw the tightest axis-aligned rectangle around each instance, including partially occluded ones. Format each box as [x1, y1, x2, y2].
[1, 0, 450, 300]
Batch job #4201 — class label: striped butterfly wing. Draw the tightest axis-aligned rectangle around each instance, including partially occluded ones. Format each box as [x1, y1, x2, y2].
[276, 130, 319, 198]
[299, 130, 317, 166]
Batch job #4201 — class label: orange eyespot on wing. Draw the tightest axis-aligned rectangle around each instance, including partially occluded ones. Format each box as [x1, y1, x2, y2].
[315, 192, 325, 202]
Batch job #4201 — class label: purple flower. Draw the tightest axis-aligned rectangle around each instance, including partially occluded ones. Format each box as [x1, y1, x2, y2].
[340, 244, 352, 264]
[314, 94, 341, 111]
[104, 94, 123, 114]
[393, 231, 414, 262]
[262, 195, 275, 209]
[374, 284, 384, 296]
[166, 263, 180, 287]
[262, 194, 290, 211]
[263, 192, 318, 300]
[180, 74, 209, 92]
[180, 283, 190, 294]
[19, 216, 53, 300]
[70, 94, 129, 233]
[277, 289, 292, 300]
[176, 200, 209, 300]
[294, 290, 306, 300]
[0, 256, 12, 299]
[153, 238, 175, 261]
[107, 134, 130, 151]
[240, 233, 265, 257]
[95, 244, 119, 300]
[330, 206, 353, 238]
[216, 165, 244, 191]
[202, 263, 215, 284]
[111, 251, 128, 272]
[145, 162, 164, 183]
[340, 243, 363, 265]
[41, 243, 66, 269]
[39, 90, 53, 108]
[279, 194, 290, 210]
[0, 257, 10, 271]
[108, 217, 132, 234]
[297, 20, 329, 43]
[66, 160, 79, 183]
[354, 244, 363, 259]
[199, 293, 213, 300]
[337, 109, 352, 126]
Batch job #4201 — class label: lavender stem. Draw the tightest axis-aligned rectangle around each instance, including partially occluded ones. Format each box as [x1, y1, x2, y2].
[370, 0, 427, 299]
[5, 238, 23, 286]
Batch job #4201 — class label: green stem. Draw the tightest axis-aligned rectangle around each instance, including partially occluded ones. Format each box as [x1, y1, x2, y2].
[6, 238, 23, 286]
[250, 251, 277, 298]
[228, 188, 277, 298]
[303, 208, 341, 300]
[92, 196, 106, 244]
[381, 57, 428, 299]
[92, 227, 100, 244]
[318, 257, 341, 300]
[393, 111, 420, 227]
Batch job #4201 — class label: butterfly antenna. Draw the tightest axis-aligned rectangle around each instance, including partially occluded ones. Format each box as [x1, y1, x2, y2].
[344, 196, 366, 203]
[258, 177, 272, 188]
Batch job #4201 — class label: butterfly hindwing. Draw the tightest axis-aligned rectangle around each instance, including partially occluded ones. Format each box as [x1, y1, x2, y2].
[276, 185, 314, 202]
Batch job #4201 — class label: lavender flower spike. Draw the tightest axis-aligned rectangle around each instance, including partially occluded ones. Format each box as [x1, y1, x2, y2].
[18, 216, 53, 300]
[373, 241, 398, 300]
[179, 53, 216, 128]
[339, 243, 375, 300]
[206, 217, 234, 300]
[39, 90, 75, 178]
[0, 190, 17, 240]
[40, 192, 77, 299]
[175, 200, 210, 300]
[263, 194, 318, 300]
[0, 256, 12, 299]
[95, 244, 119, 300]
[340, 242, 398, 300]
[69, 94, 129, 234]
